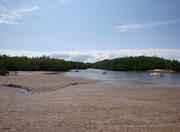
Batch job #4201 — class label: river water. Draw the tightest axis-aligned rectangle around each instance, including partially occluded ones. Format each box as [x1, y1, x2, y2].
[63, 68, 180, 89]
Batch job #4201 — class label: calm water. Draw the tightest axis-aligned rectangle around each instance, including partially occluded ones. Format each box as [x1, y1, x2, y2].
[63, 68, 180, 88]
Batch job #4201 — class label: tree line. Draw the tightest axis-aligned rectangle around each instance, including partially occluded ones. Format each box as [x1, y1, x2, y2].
[92, 56, 180, 72]
[0, 55, 88, 75]
[0, 55, 180, 75]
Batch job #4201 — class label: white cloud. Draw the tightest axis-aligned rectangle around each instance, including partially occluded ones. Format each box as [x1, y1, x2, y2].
[0, 6, 39, 24]
[116, 20, 179, 32]
[0, 49, 180, 62]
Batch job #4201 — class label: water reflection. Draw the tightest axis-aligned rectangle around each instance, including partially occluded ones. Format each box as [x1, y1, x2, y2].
[63, 68, 180, 88]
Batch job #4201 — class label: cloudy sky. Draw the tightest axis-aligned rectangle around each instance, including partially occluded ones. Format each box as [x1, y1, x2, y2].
[0, 0, 180, 62]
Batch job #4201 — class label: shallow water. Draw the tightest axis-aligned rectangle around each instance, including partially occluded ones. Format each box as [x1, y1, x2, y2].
[63, 68, 180, 89]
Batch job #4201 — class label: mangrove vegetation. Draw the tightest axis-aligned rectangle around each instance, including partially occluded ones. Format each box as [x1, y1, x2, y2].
[0, 55, 180, 75]
[92, 56, 180, 72]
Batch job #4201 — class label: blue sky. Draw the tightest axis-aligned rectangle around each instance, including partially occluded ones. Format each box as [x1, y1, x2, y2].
[0, 0, 180, 62]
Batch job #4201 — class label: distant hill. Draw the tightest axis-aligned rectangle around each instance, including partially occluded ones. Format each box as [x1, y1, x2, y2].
[91, 56, 180, 72]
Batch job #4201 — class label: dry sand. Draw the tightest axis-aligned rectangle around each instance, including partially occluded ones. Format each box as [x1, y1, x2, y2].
[0, 71, 180, 132]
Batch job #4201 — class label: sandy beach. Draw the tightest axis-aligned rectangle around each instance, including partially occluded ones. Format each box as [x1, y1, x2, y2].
[0, 71, 180, 132]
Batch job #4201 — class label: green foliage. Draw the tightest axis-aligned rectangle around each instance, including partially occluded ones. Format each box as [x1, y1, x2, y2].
[171, 60, 180, 71]
[0, 66, 9, 76]
[0, 55, 88, 71]
[92, 56, 180, 72]
[0, 55, 180, 72]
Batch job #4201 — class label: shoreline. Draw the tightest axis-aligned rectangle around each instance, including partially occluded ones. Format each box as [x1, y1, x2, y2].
[0, 71, 180, 131]
[83, 68, 180, 74]
[0, 71, 98, 92]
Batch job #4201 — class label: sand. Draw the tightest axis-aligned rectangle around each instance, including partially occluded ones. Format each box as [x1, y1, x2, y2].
[0, 71, 97, 92]
[0, 71, 180, 132]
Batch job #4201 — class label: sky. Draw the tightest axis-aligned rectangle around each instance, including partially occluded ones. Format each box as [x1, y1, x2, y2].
[0, 0, 180, 62]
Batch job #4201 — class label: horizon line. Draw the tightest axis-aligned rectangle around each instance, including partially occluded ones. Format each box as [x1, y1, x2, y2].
[0, 48, 180, 62]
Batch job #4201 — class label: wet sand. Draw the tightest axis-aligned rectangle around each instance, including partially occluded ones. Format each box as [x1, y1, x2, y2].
[0, 71, 97, 92]
[0, 72, 180, 132]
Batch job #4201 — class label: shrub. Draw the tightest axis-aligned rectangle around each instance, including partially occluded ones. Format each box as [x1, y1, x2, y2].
[0, 66, 9, 76]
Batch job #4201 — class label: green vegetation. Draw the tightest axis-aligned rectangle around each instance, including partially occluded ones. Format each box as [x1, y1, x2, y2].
[0, 55, 88, 73]
[92, 56, 180, 72]
[0, 55, 180, 74]
[0, 66, 9, 76]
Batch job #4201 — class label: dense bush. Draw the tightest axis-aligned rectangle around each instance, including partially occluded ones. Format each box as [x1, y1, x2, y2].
[0, 55, 180, 72]
[0, 66, 9, 76]
[0, 55, 89, 71]
[171, 60, 180, 72]
[92, 56, 180, 72]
